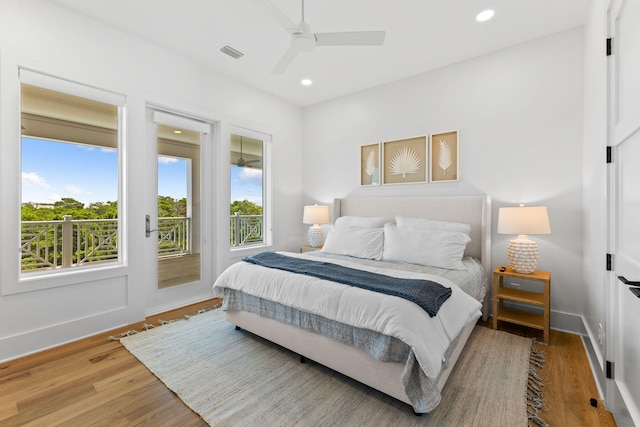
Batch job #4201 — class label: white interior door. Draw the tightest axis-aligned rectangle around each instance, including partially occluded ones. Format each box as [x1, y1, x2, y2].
[608, 0, 640, 424]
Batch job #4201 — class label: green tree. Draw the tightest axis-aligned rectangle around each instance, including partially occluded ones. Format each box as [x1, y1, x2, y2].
[52, 198, 86, 219]
[87, 201, 118, 219]
[158, 195, 180, 218]
[230, 199, 262, 216]
[175, 198, 187, 217]
[21, 203, 55, 221]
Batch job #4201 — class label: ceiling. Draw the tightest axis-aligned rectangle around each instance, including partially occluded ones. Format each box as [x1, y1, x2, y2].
[52, 0, 588, 107]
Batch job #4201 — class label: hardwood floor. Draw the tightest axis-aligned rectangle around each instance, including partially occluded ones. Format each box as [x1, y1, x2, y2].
[1, 299, 617, 426]
[487, 320, 617, 427]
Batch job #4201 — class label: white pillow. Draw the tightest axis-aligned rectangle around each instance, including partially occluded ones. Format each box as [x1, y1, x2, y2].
[395, 215, 472, 235]
[382, 224, 471, 270]
[334, 216, 388, 229]
[321, 225, 384, 260]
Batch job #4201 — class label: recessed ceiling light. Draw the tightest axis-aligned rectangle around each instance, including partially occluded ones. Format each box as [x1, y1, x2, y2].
[476, 9, 495, 22]
[173, 130, 182, 134]
[301, 78, 313, 86]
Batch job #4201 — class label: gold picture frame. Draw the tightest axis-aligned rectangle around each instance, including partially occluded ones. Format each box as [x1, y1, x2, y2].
[429, 130, 459, 182]
[382, 136, 427, 185]
[360, 143, 381, 186]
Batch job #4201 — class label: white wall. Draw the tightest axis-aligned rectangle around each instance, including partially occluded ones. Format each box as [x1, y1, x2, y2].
[302, 29, 585, 324]
[0, 0, 302, 361]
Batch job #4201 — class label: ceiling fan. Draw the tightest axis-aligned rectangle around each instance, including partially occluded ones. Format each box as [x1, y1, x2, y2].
[258, 0, 386, 74]
[236, 137, 260, 168]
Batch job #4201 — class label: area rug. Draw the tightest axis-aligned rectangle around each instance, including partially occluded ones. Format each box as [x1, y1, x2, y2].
[120, 308, 545, 426]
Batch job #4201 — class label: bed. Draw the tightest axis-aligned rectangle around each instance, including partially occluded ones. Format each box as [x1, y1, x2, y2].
[212, 195, 491, 414]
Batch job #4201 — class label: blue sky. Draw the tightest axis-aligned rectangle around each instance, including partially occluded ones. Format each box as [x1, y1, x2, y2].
[21, 137, 262, 206]
[231, 165, 263, 206]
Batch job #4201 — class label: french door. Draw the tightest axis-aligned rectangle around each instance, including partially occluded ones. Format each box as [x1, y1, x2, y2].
[607, 0, 640, 424]
[145, 108, 215, 312]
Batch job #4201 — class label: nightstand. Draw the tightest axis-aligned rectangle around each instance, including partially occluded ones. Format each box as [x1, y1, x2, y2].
[300, 245, 322, 253]
[492, 266, 550, 344]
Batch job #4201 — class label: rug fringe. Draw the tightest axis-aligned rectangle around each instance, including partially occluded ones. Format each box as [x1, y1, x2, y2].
[107, 303, 221, 342]
[527, 340, 548, 427]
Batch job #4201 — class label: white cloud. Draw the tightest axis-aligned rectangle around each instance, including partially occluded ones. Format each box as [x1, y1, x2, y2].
[158, 156, 179, 164]
[22, 172, 51, 189]
[64, 184, 84, 195]
[48, 193, 62, 202]
[238, 168, 262, 184]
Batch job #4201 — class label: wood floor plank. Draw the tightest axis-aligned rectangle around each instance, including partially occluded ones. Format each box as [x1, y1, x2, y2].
[0, 299, 617, 426]
[2, 344, 129, 398]
[485, 318, 617, 426]
[32, 367, 158, 427]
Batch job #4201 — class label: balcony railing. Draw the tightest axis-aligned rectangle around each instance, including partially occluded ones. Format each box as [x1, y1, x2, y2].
[20, 214, 264, 272]
[157, 217, 190, 257]
[230, 213, 263, 247]
[21, 216, 191, 273]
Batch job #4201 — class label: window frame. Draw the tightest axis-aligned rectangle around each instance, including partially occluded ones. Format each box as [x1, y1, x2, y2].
[229, 127, 272, 253]
[4, 69, 127, 295]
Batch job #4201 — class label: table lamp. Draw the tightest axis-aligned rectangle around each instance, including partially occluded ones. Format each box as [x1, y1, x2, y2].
[303, 204, 330, 247]
[497, 205, 551, 274]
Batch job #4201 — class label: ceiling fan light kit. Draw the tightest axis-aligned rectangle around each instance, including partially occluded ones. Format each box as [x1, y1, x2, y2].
[263, 0, 386, 74]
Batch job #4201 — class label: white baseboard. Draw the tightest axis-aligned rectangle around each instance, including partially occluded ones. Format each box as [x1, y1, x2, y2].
[0, 306, 132, 363]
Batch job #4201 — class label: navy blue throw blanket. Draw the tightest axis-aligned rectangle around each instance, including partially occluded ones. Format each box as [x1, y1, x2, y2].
[241, 251, 452, 317]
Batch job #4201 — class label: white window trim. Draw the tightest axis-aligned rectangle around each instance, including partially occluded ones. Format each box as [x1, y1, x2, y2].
[229, 126, 272, 254]
[4, 70, 126, 295]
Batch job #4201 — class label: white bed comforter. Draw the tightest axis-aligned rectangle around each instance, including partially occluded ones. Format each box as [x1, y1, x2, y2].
[212, 251, 482, 380]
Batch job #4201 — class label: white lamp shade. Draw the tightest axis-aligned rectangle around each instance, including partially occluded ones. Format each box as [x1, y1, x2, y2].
[497, 206, 551, 235]
[497, 205, 550, 274]
[303, 205, 330, 225]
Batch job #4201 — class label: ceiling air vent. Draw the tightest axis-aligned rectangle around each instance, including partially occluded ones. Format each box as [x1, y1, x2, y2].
[219, 45, 245, 59]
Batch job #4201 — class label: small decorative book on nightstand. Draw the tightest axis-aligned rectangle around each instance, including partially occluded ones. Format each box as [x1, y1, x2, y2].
[300, 245, 322, 253]
[492, 266, 551, 344]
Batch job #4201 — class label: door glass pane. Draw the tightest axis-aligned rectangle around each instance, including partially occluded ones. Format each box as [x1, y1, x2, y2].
[20, 84, 119, 274]
[230, 134, 263, 247]
[157, 124, 201, 288]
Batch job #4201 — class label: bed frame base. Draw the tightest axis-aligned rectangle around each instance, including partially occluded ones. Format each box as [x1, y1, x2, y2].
[225, 309, 476, 413]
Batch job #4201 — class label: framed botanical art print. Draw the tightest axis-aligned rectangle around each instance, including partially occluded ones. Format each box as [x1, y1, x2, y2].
[360, 143, 381, 186]
[382, 136, 427, 185]
[429, 130, 459, 182]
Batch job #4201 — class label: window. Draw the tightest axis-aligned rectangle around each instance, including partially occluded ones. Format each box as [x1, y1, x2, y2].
[20, 73, 123, 276]
[230, 133, 265, 247]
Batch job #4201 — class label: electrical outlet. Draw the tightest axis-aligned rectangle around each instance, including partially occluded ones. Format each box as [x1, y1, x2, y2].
[598, 323, 605, 345]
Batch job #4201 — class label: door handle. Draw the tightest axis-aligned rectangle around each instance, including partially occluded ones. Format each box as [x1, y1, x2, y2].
[618, 276, 640, 286]
[145, 214, 158, 238]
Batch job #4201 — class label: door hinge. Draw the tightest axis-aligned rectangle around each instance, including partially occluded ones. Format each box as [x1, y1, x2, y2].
[606, 38, 613, 56]
[606, 253, 613, 271]
[606, 146, 612, 163]
[606, 360, 614, 379]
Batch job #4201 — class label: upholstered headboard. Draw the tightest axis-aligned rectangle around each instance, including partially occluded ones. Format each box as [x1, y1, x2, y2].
[333, 195, 492, 278]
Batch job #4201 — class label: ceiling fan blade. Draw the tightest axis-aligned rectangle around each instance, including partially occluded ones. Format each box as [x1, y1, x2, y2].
[252, 0, 298, 32]
[271, 46, 300, 74]
[315, 31, 386, 47]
